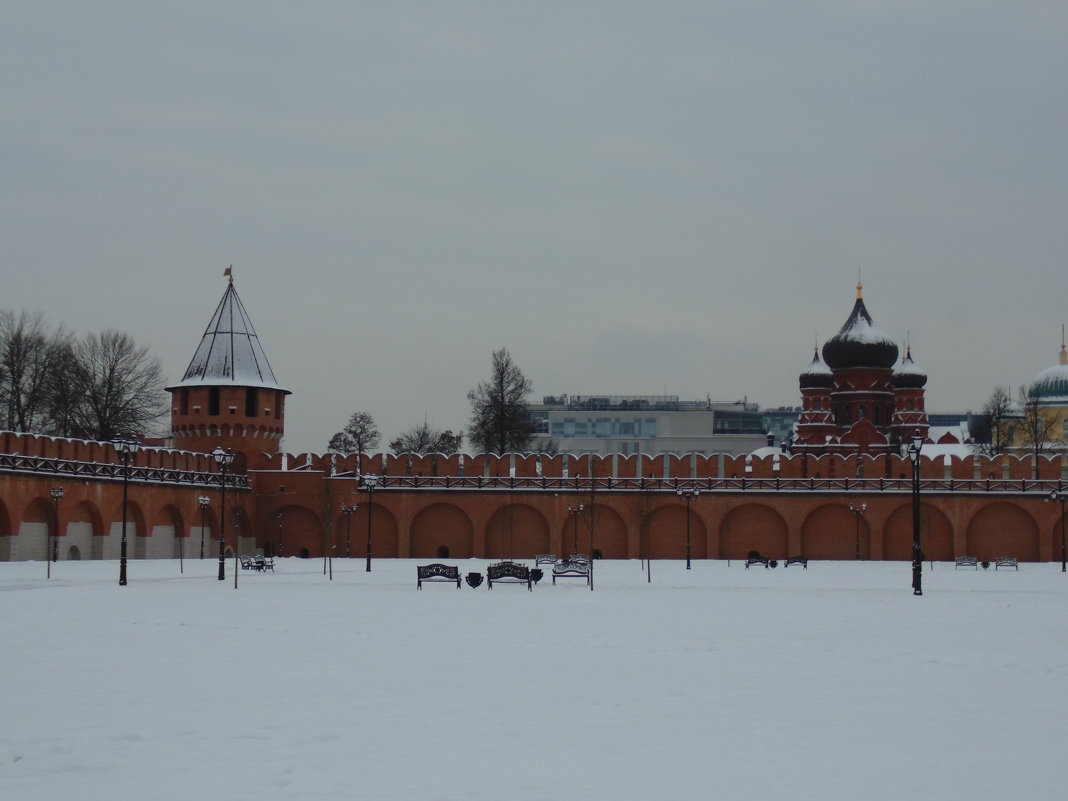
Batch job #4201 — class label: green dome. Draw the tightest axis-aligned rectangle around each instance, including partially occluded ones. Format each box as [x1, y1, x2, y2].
[1029, 363, 1068, 404]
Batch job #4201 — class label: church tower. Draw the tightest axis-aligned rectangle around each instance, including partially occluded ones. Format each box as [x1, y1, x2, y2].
[165, 273, 290, 459]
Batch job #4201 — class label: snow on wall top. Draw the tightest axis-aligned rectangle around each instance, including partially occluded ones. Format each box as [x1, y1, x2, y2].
[166, 279, 288, 392]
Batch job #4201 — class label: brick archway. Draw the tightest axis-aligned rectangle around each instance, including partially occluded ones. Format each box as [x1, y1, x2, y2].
[485, 504, 549, 559]
[966, 502, 1039, 561]
[883, 503, 954, 561]
[722, 503, 788, 560]
[411, 503, 474, 558]
[647, 503, 707, 560]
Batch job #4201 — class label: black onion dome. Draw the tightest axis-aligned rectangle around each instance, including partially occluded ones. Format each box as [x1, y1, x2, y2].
[800, 348, 834, 389]
[821, 286, 899, 369]
[892, 347, 927, 389]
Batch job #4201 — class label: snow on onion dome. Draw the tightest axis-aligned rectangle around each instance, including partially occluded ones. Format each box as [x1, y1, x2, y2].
[821, 283, 899, 369]
[1028, 327, 1068, 404]
[166, 275, 288, 392]
[892, 346, 927, 389]
[800, 347, 834, 389]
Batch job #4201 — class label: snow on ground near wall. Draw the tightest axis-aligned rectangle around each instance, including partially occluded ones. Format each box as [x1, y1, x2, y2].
[2, 558, 1066, 801]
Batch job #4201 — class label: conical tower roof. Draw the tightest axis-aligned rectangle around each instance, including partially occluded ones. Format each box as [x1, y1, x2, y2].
[166, 274, 288, 392]
[800, 347, 834, 389]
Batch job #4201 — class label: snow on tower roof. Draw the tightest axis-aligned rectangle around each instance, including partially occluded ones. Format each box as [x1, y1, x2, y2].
[166, 273, 288, 392]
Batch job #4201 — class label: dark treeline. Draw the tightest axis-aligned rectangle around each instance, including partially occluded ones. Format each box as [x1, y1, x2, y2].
[0, 309, 165, 442]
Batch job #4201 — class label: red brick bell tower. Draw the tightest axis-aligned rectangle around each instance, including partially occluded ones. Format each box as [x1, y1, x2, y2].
[165, 272, 290, 461]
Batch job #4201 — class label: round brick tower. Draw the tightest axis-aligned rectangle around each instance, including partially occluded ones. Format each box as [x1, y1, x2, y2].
[165, 273, 290, 459]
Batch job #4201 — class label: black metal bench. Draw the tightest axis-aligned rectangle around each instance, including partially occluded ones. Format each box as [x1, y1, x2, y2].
[552, 557, 591, 586]
[535, 554, 557, 565]
[955, 556, 978, 569]
[745, 551, 770, 569]
[416, 563, 461, 589]
[784, 555, 807, 569]
[486, 561, 532, 591]
[994, 556, 1019, 571]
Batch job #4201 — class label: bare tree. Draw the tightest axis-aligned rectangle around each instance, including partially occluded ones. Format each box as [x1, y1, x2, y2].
[973, 386, 1014, 456]
[467, 347, 535, 454]
[390, 422, 462, 455]
[0, 310, 61, 432]
[72, 329, 166, 441]
[328, 410, 381, 474]
[1019, 385, 1062, 477]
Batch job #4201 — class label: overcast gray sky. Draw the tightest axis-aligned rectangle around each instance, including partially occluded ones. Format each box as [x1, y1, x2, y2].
[3, 1, 1067, 454]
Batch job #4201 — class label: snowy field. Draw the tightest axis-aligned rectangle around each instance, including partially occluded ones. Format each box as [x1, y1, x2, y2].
[2, 556, 1066, 801]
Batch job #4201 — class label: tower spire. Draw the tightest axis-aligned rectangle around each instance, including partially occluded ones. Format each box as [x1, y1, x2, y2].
[1060, 323, 1066, 366]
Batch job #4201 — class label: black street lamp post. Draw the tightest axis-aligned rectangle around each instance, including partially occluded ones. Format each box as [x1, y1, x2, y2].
[849, 502, 867, 560]
[213, 446, 235, 582]
[567, 503, 584, 554]
[1049, 489, 1066, 573]
[907, 431, 924, 596]
[676, 488, 700, 569]
[363, 475, 379, 572]
[275, 512, 283, 557]
[48, 486, 64, 579]
[341, 503, 358, 558]
[116, 439, 140, 587]
[198, 496, 210, 559]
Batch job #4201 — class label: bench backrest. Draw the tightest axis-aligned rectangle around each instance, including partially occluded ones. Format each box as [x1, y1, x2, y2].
[417, 563, 460, 580]
[488, 562, 529, 580]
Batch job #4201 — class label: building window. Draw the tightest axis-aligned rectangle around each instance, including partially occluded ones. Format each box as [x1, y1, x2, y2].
[245, 388, 258, 417]
[209, 387, 220, 416]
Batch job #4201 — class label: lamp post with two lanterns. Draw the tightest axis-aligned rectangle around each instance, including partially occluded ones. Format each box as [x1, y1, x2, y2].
[48, 486, 64, 579]
[567, 503, 584, 555]
[907, 431, 924, 596]
[213, 446, 236, 582]
[116, 439, 140, 587]
[341, 503, 358, 558]
[849, 502, 867, 560]
[197, 496, 210, 559]
[1049, 489, 1066, 573]
[363, 475, 379, 572]
[676, 487, 700, 570]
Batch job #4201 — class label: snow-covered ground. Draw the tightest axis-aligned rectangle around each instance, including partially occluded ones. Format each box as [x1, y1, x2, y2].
[2, 557, 1065, 801]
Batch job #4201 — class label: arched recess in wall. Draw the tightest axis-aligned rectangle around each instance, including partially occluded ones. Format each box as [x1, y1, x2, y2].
[156, 504, 184, 560]
[966, 502, 1039, 561]
[17, 497, 52, 561]
[583, 504, 627, 559]
[485, 504, 549, 559]
[109, 501, 148, 559]
[802, 504, 873, 560]
[411, 503, 473, 559]
[645, 503, 707, 560]
[275, 505, 324, 559]
[722, 504, 788, 560]
[883, 503, 953, 561]
[68, 500, 105, 560]
[350, 502, 398, 559]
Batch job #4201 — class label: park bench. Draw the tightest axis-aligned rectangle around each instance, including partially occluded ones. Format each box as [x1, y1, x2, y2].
[255, 557, 274, 571]
[994, 556, 1019, 571]
[416, 563, 461, 589]
[955, 556, 978, 569]
[552, 557, 592, 586]
[745, 551, 770, 569]
[784, 555, 808, 569]
[535, 554, 557, 565]
[486, 561, 532, 591]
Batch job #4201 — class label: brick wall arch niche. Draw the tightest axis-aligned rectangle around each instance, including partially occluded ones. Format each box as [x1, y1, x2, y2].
[485, 503, 549, 559]
[411, 503, 473, 559]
